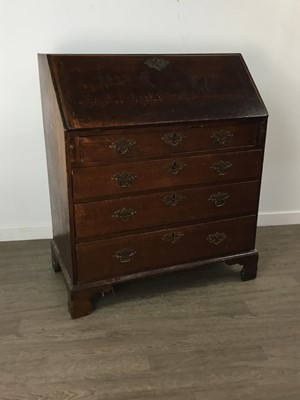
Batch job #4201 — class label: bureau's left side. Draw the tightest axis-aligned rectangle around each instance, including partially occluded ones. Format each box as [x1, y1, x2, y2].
[38, 54, 74, 286]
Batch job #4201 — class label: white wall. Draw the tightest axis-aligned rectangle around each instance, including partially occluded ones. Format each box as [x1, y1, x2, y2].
[0, 0, 299, 241]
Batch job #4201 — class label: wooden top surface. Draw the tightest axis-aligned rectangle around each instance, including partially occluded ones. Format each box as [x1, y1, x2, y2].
[47, 54, 268, 130]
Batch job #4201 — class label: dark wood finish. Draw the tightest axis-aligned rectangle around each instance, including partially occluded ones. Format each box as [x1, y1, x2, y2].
[68, 285, 114, 319]
[38, 55, 74, 280]
[76, 215, 256, 283]
[72, 150, 263, 201]
[226, 251, 259, 281]
[48, 54, 267, 129]
[51, 242, 61, 273]
[39, 53, 268, 318]
[76, 121, 258, 166]
[74, 181, 260, 239]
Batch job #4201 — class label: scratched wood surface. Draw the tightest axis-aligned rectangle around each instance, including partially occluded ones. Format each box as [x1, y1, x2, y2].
[0, 225, 299, 399]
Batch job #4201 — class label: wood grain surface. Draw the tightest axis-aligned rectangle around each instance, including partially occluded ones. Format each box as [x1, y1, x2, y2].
[0, 225, 299, 399]
[76, 215, 257, 283]
[39, 54, 268, 318]
[38, 54, 74, 280]
[72, 150, 263, 201]
[74, 181, 260, 239]
[48, 54, 268, 129]
[76, 120, 258, 166]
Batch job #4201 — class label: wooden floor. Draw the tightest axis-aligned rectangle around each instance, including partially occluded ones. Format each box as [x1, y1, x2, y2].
[0, 225, 300, 399]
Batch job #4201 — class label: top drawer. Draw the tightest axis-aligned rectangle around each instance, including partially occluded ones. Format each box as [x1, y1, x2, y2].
[73, 121, 259, 165]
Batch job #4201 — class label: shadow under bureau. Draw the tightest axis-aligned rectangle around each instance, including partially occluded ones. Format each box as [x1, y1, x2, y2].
[38, 54, 268, 318]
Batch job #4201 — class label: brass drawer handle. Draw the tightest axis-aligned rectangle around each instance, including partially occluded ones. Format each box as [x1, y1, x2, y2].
[209, 192, 230, 207]
[211, 129, 233, 145]
[162, 231, 184, 244]
[111, 171, 137, 188]
[145, 57, 169, 71]
[207, 232, 227, 245]
[162, 132, 186, 147]
[163, 160, 187, 175]
[162, 192, 185, 207]
[112, 207, 137, 222]
[114, 248, 136, 263]
[210, 160, 232, 176]
[110, 137, 136, 155]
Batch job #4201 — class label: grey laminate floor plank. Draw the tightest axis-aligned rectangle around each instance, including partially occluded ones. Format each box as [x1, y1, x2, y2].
[0, 225, 299, 399]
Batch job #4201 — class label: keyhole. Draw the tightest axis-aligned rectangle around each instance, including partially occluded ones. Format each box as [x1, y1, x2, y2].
[171, 132, 177, 144]
[171, 161, 178, 171]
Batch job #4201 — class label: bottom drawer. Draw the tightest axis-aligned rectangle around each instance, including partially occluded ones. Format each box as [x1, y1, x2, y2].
[76, 215, 257, 283]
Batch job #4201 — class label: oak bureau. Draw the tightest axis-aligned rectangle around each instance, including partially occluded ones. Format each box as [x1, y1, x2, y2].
[38, 54, 268, 318]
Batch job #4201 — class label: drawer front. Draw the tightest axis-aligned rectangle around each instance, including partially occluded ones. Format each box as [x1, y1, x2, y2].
[76, 215, 256, 283]
[72, 150, 263, 201]
[75, 181, 260, 239]
[76, 122, 258, 165]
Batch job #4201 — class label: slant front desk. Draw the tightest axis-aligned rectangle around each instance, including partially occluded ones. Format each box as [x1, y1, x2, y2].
[39, 54, 268, 318]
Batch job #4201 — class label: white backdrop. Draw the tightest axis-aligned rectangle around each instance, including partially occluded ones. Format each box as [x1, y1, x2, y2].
[0, 0, 299, 240]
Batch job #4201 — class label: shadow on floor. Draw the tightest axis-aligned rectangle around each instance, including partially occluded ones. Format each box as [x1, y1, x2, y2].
[94, 261, 242, 310]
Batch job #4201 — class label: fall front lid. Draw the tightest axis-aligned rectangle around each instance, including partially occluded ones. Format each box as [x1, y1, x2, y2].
[48, 54, 268, 130]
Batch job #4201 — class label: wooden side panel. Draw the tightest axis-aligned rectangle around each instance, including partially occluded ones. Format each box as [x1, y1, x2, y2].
[38, 54, 74, 281]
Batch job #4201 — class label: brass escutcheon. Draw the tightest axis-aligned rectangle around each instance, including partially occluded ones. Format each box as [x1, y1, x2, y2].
[211, 129, 233, 145]
[210, 160, 232, 176]
[162, 192, 185, 207]
[163, 160, 187, 175]
[144, 57, 169, 71]
[162, 132, 186, 147]
[162, 231, 184, 244]
[208, 192, 230, 207]
[207, 232, 227, 245]
[112, 207, 137, 222]
[110, 137, 136, 155]
[111, 171, 137, 188]
[114, 248, 136, 263]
